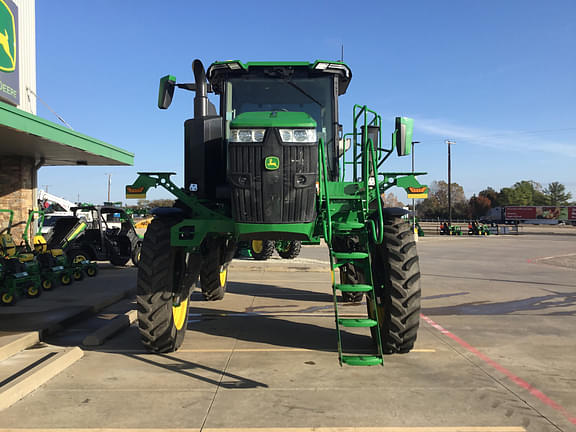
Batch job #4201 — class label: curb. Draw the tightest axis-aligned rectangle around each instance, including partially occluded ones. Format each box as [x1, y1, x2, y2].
[0, 346, 83, 412]
[0, 332, 40, 362]
[82, 309, 137, 347]
[41, 286, 136, 338]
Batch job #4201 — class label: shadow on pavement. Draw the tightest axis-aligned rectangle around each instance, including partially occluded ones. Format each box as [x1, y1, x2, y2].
[423, 289, 576, 316]
[226, 281, 334, 303]
[124, 352, 268, 389]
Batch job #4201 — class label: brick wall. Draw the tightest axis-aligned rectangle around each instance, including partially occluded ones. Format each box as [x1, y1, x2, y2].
[0, 156, 36, 241]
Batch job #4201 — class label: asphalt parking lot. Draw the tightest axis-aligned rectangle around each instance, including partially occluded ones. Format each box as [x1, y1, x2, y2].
[0, 232, 574, 432]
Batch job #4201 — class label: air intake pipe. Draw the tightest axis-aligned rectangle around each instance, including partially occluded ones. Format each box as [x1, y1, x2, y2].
[192, 59, 208, 119]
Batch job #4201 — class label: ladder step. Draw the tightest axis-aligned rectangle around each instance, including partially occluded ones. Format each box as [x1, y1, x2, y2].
[333, 222, 365, 231]
[332, 251, 369, 260]
[338, 318, 377, 327]
[341, 355, 383, 366]
[335, 283, 373, 292]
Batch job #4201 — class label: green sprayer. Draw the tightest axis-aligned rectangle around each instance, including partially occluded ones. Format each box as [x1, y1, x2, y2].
[126, 60, 427, 366]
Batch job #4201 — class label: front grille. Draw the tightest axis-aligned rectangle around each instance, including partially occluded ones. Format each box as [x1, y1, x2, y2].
[229, 129, 317, 223]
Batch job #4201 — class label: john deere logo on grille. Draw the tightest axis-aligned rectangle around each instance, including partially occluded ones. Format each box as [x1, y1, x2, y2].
[0, 0, 16, 72]
[264, 156, 280, 170]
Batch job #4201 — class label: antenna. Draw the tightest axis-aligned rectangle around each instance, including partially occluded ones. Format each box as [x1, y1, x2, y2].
[340, 44, 344, 62]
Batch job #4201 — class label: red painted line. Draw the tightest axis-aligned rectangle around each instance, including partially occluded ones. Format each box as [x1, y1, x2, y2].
[420, 313, 576, 425]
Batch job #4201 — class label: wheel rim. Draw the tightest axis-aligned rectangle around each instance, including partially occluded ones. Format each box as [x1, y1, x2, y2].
[73, 254, 87, 264]
[42, 280, 52, 290]
[219, 268, 227, 287]
[62, 275, 70, 284]
[28, 286, 39, 296]
[87, 267, 96, 276]
[251, 240, 263, 254]
[74, 271, 82, 280]
[2, 293, 13, 303]
[172, 298, 189, 331]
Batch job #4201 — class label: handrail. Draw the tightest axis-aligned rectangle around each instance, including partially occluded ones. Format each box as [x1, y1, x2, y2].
[365, 138, 384, 244]
[318, 138, 332, 246]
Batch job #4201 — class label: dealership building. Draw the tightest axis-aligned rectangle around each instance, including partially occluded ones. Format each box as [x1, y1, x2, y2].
[0, 0, 133, 237]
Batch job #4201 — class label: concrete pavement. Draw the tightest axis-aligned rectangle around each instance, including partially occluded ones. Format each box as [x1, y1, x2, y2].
[0, 234, 574, 431]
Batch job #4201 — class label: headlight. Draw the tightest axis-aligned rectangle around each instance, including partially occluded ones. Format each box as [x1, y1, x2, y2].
[230, 129, 266, 143]
[279, 129, 317, 143]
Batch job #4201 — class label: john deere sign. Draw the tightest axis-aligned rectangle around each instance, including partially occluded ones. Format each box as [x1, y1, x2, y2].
[0, 0, 18, 106]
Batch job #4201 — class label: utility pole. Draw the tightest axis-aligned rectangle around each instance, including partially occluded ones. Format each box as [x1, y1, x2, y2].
[411, 141, 420, 234]
[446, 140, 456, 226]
[42, 184, 51, 193]
[105, 173, 112, 202]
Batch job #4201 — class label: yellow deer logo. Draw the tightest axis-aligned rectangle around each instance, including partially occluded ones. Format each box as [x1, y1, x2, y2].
[0, 29, 13, 68]
[0, 0, 16, 72]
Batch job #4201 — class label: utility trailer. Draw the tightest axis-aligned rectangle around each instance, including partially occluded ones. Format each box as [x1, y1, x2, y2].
[127, 60, 427, 366]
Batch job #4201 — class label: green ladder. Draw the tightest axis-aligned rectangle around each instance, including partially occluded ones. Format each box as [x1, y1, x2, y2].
[323, 181, 384, 366]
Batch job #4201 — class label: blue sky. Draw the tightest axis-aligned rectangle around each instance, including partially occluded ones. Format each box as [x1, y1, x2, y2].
[36, 0, 576, 204]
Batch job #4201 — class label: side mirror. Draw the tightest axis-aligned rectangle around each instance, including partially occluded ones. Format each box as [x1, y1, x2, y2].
[393, 117, 414, 156]
[337, 137, 351, 157]
[158, 75, 176, 109]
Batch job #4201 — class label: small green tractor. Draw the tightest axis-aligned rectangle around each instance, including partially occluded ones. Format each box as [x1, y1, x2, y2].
[0, 209, 42, 305]
[127, 60, 427, 366]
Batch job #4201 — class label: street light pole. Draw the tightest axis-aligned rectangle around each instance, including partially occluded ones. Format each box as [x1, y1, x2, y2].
[411, 141, 420, 234]
[105, 173, 112, 202]
[446, 140, 456, 226]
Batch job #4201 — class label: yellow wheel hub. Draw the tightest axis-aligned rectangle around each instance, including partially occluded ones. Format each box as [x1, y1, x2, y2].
[172, 298, 189, 331]
[42, 280, 52, 289]
[2, 293, 13, 303]
[219, 268, 227, 287]
[252, 240, 263, 254]
[28, 286, 38, 296]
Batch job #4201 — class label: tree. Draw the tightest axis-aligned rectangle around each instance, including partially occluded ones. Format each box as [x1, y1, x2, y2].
[544, 182, 572, 206]
[417, 180, 468, 219]
[381, 192, 404, 208]
[500, 180, 549, 206]
[469, 194, 492, 217]
[478, 187, 499, 207]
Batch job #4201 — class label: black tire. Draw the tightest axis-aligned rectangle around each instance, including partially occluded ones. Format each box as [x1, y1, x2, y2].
[276, 240, 302, 259]
[136, 218, 192, 353]
[131, 242, 142, 267]
[42, 278, 55, 291]
[25, 284, 42, 299]
[110, 255, 130, 266]
[73, 269, 84, 281]
[368, 216, 421, 354]
[67, 248, 90, 266]
[200, 238, 229, 301]
[339, 262, 365, 303]
[86, 264, 98, 277]
[60, 273, 73, 286]
[1, 291, 16, 306]
[250, 240, 275, 260]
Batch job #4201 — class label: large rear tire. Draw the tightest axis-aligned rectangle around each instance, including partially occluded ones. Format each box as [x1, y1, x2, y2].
[200, 238, 230, 301]
[368, 216, 421, 353]
[136, 218, 192, 353]
[250, 240, 275, 261]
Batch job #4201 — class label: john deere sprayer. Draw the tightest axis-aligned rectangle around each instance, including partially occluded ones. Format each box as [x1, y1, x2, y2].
[126, 59, 428, 366]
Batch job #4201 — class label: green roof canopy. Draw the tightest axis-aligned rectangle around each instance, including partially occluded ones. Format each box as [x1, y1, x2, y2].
[0, 101, 133, 166]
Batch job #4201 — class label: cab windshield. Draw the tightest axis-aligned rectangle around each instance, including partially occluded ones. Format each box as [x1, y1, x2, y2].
[224, 73, 335, 151]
